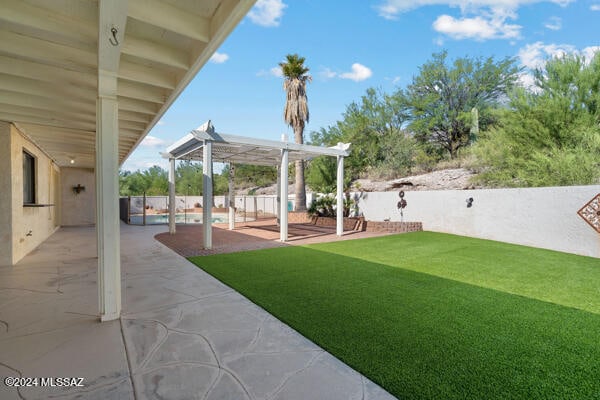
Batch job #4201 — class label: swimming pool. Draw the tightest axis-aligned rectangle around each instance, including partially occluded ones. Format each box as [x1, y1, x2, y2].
[129, 213, 227, 225]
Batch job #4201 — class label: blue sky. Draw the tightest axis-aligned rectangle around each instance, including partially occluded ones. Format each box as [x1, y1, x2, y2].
[122, 0, 600, 172]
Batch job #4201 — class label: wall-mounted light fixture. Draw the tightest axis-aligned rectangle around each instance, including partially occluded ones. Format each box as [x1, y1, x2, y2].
[466, 197, 474, 208]
[73, 184, 85, 194]
[70, 159, 75, 164]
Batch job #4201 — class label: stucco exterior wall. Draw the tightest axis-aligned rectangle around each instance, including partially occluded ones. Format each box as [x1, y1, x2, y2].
[357, 186, 600, 258]
[0, 122, 13, 265]
[9, 125, 61, 264]
[61, 168, 96, 226]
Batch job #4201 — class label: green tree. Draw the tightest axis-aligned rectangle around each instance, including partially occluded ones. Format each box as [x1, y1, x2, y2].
[280, 54, 311, 211]
[307, 87, 415, 188]
[474, 53, 600, 187]
[407, 51, 520, 158]
[142, 165, 168, 195]
[175, 160, 202, 195]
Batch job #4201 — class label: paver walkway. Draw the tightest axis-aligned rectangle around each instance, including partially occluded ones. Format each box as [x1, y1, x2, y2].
[156, 219, 390, 257]
[0, 224, 396, 399]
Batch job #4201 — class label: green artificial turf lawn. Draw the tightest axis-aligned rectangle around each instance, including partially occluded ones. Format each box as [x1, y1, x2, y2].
[189, 232, 600, 399]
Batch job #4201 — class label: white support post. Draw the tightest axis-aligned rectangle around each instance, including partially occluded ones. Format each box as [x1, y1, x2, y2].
[276, 165, 281, 227]
[96, 93, 121, 322]
[168, 158, 176, 234]
[280, 149, 289, 242]
[336, 155, 344, 236]
[202, 140, 213, 249]
[228, 163, 235, 230]
[96, 0, 127, 322]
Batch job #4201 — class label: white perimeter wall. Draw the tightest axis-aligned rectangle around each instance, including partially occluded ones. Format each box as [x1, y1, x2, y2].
[357, 186, 600, 258]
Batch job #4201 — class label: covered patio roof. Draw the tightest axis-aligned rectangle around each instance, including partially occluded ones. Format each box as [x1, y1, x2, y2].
[0, 0, 256, 169]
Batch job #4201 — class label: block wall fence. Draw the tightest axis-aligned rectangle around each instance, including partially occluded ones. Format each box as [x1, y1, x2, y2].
[355, 185, 600, 258]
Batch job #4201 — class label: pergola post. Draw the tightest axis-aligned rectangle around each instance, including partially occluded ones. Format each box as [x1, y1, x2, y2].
[336, 155, 344, 236]
[168, 157, 176, 234]
[279, 149, 289, 242]
[202, 140, 213, 249]
[228, 163, 235, 230]
[276, 165, 281, 227]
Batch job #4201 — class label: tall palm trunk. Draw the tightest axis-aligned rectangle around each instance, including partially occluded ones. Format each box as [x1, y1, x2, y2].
[294, 125, 306, 211]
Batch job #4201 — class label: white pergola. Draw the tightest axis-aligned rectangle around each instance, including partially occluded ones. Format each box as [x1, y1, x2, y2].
[163, 121, 351, 248]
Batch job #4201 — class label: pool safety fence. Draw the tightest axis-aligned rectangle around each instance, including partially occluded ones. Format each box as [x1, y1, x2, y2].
[120, 194, 283, 225]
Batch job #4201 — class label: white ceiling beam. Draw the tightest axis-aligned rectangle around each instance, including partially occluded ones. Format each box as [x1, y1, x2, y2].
[119, 120, 146, 130]
[34, 135, 96, 146]
[118, 79, 166, 104]
[0, 55, 96, 89]
[0, 74, 95, 105]
[0, 111, 96, 132]
[0, 0, 95, 48]
[0, 30, 96, 73]
[128, 0, 210, 42]
[35, 142, 95, 153]
[119, 59, 175, 89]
[117, 96, 158, 114]
[0, 103, 95, 125]
[17, 123, 94, 136]
[120, 128, 143, 137]
[119, 110, 152, 124]
[122, 35, 189, 70]
[0, 90, 94, 115]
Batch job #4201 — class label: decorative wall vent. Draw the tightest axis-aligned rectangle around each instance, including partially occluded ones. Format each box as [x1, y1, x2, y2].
[577, 193, 600, 233]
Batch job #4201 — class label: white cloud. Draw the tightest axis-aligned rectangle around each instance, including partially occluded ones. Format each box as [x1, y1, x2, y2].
[318, 64, 373, 82]
[544, 16, 562, 30]
[517, 43, 600, 90]
[256, 66, 283, 78]
[270, 66, 283, 77]
[248, 0, 286, 27]
[377, 1, 574, 42]
[376, 0, 573, 19]
[591, 4, 600, 11]
[339, 63, 373, 82]
[582, 46, 600, 61]
[518, 41, 575, 69]
[433, 13, 520, 40]
[140, 135, 167, 148]
[156, 119, 166, 126]
[319, 67, 337, 80]
[209, 52, 229, 63]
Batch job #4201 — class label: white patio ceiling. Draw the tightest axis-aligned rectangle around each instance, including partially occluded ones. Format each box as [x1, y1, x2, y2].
[165, 122, 351, 166]
[0, 0, 256, 169]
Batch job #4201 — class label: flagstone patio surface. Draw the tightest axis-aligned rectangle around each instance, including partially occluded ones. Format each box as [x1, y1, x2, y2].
[0, 223, 396, 399]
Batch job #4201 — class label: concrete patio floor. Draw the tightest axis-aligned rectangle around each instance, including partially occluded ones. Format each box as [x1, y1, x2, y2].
[0, 223, 396, 399]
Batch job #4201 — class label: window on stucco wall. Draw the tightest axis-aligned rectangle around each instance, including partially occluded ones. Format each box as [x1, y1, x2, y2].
[23, 150, 36, 204]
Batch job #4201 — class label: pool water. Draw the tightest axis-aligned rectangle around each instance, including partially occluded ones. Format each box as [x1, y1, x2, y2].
[129, 213, 226, 225]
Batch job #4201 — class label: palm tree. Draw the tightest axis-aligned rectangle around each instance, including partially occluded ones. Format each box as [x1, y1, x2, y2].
[280, 54, 312, 211]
